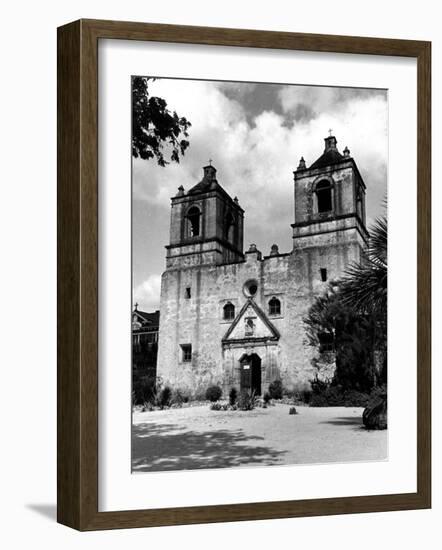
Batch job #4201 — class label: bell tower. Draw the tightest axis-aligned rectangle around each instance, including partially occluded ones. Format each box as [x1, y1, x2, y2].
[166, 164, 244, 269]
[292, 135, 369, 283]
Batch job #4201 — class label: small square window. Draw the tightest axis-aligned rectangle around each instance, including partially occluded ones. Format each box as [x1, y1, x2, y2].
[320, 268, 327, 282]
[185, 287, 191, 299]
[180, 344, 192, 362]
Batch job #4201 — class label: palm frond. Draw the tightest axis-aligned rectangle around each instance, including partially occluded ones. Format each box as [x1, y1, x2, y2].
[340, 259, 387, 316]
[368, 215, 387, 267]
[340, 213, 388, 317]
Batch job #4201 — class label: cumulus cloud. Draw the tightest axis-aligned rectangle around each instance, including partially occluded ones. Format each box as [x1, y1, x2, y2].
[132, 78, 388, 309]
[133, 274, 162, 311]
[279, 86, 385, 123]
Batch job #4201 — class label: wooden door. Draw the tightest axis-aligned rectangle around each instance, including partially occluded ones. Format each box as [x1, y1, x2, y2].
[240, 361, 251, 391]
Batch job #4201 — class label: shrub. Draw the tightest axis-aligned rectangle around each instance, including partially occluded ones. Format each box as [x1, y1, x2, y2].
[309, 392, 330, 407]
[205, 385, 223, 402]
[171, 388, 190, 407]
[210, 402, 230, 411]
[300, 389, 312, 404]
[158, 386, 172, 409]
[229, 387, 238, 406]
[292, 388, 313, 404]
[193, 387, 207, 402]
[268, 379, 283, 400]
[310, 375, 329, 395]
[238, 389, 256, 411]
[132, 374, 157, 406]
[309, 384, 371, 408]
[342, 389, 371, 407]
[263, 392, 271, 405]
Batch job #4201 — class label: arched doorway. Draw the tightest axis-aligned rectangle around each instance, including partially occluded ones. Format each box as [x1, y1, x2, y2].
[239, 353, 262, 395]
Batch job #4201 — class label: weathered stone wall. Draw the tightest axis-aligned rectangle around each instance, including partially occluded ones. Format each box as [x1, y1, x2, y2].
[157, 226, 363, 396]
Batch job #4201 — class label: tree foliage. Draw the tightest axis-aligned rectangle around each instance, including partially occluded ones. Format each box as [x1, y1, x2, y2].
[304, 288, 378, 392]
[132, 76, 191, 166]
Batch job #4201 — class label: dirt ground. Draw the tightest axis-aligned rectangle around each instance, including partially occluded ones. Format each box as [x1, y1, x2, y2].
[132, 403, 388, 472]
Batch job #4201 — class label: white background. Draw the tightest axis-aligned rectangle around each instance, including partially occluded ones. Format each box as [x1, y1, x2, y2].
[0, 1, 440, 548]
[100, 41, 416, 511]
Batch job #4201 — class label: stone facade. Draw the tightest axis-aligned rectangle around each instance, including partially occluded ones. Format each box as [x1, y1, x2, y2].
[156, 136, 369, 396]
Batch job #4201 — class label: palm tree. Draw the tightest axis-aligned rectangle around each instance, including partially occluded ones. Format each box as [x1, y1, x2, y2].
[340, 214, 388, 429]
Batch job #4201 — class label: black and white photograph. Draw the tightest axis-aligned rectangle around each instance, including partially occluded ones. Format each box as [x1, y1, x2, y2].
[131, 76, 388, 473]
[2, 0, 436, 544]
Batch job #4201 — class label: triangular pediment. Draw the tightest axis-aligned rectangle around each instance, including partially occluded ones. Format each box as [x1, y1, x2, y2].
[222, 299, 280, 343]
[132, 311, 152, 325]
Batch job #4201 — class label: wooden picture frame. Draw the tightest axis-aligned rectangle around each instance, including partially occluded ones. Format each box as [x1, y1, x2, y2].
[57, 19, 431, 531]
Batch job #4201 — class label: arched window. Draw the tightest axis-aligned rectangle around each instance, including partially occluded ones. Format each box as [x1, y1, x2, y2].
[186, 206, 201, 237]
[225, 212, 235, 242]
[268, 297, 281, 316]
[315, 180, 333, 213]
[223, 302, 235, 321]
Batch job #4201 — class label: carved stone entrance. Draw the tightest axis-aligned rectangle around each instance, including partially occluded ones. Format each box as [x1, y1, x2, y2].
[239, 353, 262, 395]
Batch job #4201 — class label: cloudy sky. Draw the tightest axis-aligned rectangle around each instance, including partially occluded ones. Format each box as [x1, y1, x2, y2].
[133, 78, 388, 311]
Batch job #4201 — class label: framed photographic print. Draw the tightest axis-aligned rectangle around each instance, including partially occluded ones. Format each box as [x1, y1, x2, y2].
[57, 19, 431, 530]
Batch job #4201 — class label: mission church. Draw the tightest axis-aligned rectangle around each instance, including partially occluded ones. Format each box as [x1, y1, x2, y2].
[156, 134, 369, 396]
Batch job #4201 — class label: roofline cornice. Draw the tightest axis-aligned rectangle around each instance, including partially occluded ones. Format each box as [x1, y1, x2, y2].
[294, 158, 367, 190]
